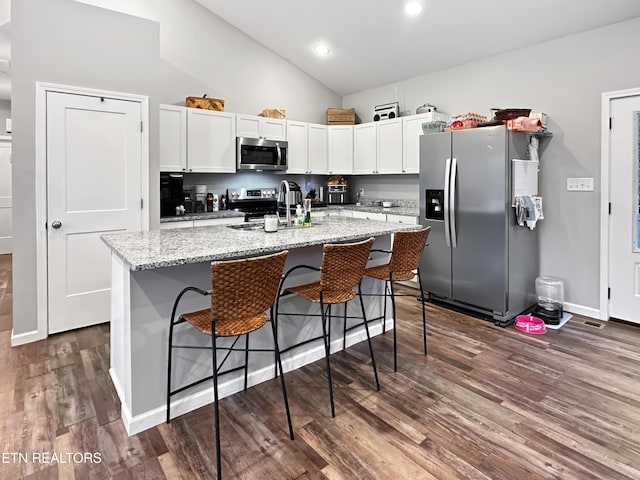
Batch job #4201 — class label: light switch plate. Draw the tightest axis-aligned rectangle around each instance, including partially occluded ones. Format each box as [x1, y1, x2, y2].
[567, 177, 594, 191]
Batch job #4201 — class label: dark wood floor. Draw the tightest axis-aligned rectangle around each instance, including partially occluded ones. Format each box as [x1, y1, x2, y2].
[2, 253, 640, 479]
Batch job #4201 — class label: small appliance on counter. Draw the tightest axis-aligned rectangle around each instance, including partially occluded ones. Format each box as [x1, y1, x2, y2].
[277, 181, 303, 208]
[320, 184, 350, 205]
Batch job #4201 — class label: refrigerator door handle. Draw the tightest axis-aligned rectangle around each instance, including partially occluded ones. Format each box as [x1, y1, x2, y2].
[444, 157, 451, 248]
[450, 157, 458, 248]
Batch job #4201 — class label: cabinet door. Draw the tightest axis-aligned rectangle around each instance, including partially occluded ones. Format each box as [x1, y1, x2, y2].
[351, 210, 386, 221]
[236, 114, 261, 138]
[193, 216, 244, 227]
[160, 220, 194, 229]
[159, 105, 187, 172]
[377, 118, 403, 174]
[385, 214, 418, 225]
[308, 123, 328, 174]
[262, 118, 287, 141]
[328, 126, 353, 175]
[187, 110, 236, 173]
[353, 123, 377, 174]
[286, 121, 309, 173]
[402, 114, 429, 174]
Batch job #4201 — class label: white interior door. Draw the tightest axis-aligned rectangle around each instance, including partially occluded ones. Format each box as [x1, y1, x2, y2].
[47, 92, 143, 334]
[609, 94, 640, 323]
[0, 139, 11, 254]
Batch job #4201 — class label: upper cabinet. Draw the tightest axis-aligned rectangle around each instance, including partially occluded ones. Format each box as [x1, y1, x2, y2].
[286, 121, 308, 174]
[307, 124, 328, 174]
[353, 119, 403, 175]
[159, 105, 187, 172]
[328, 126, 353, 175]
[159, 105, 235, 173]
[187, 109, 236, 173]
[402, 113, 431, 174]
[236, 114, 286, 141]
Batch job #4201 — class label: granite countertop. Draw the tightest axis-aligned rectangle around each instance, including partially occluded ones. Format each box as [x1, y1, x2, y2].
[160, 210, 245, 223]
[102, 217, 420, 271]
[324, 205, 419, 217]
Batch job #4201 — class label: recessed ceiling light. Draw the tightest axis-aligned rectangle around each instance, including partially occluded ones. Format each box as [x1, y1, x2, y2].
[405, 2, 423, 15]
[313, 44, 331, 56]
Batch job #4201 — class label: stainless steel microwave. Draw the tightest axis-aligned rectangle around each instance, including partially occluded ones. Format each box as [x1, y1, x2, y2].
[236, 137, 288, 171]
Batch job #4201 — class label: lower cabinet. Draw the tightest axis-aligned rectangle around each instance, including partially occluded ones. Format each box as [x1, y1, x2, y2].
[351, 210, 386, 222]
[385, 214, 418, 225]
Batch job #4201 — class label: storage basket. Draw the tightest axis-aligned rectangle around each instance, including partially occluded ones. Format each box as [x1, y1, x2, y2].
[185, 95, 224, 111]
[262, 108, 286, 119]
[327, 108, 356, 125]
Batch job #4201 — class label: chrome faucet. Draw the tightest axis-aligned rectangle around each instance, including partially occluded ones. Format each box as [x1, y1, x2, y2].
[279, 179, 291, 227]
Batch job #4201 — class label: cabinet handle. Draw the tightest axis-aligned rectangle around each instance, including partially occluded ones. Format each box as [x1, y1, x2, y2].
[189, 168, 193, 172]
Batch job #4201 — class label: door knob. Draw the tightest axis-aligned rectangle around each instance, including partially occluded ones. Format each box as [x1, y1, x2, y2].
[51, 220, 62, 229]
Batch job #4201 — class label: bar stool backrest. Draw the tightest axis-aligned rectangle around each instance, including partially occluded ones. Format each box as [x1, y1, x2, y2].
[210, 250, 288, 323]
[320, 237, 374, 294]
[389, 227, 431, 274]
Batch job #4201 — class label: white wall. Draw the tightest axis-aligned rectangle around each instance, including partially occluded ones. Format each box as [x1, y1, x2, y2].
[11, 0, 340, 337]
[343, 18, 640, 311]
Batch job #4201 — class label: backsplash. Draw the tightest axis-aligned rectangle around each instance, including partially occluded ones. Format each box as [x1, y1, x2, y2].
[358, 196, 417, 208]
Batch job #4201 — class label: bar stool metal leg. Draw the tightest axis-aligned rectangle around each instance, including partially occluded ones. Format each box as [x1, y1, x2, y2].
[270, 306, 294, 440]
[244, 333, 250, 391]
[319, 293, 336, 418]
[388, 273, 398, 372]
[382, 280, 389, 333]
[358, 283, 380, 391]
[166, 319, 175, 424]
[211, 322, 222, 480]
[342, 302, 347, 351]
[417, 268, 427, 356]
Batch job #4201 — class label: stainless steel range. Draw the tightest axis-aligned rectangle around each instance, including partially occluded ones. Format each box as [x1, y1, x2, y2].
[226, 187, 278, 221]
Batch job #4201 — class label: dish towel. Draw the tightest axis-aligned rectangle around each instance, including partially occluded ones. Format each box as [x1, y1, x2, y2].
[515, 195, 544, 230]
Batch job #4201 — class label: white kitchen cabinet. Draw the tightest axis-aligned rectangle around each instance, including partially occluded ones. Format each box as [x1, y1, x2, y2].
[385, 214, 418, 225]
[236, 114, 286, 141]
[159, 105, 188, 172]
[402, 113, 433, 174]
[314, 209, 352, 219]
[353, 119, 403, 175]
[351, 210, 386, 221]
[286, 121, 309, 173]
[187, 109, 236, 173]
[328, 125, 353, 175]
[377, 118, 403, 174]
[308, 123, 328, 174]
[353, 123, 377, 174]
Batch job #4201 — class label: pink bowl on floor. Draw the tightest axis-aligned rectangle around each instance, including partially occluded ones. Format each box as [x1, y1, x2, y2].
[514, 315, 547, 335]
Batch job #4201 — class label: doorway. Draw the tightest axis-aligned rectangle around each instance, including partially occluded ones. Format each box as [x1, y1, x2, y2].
[35, 84, 149, 336]
[602, 88, 640, 323]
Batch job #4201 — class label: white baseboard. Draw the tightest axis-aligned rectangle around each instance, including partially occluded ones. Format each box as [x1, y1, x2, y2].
[120, 317, 391, 436]
[11, 327, 47, 346]
[563, 302, 601, 320]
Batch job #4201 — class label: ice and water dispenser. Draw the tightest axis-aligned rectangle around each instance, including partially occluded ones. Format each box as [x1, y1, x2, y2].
[425, 190, 445, 221]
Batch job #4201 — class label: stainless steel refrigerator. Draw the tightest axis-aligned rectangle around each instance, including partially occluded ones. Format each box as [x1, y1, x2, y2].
[419, 125, 539, 325]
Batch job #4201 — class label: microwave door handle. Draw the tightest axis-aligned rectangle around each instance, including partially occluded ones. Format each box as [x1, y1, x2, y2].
[444, 158, 451, 248]
[276, 143, 282, 166]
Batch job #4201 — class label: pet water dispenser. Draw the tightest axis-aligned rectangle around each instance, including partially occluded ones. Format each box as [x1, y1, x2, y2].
[535, 276, 564, 325]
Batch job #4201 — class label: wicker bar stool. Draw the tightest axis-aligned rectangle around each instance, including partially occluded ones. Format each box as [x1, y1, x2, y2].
[166, 250, 293, 480]
[276, 237, 378, 418]
[363, 227, 431, 372]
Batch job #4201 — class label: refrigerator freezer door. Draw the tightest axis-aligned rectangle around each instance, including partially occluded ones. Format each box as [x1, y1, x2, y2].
[419, 132, 453, 299]
[451, 126, 508, 312]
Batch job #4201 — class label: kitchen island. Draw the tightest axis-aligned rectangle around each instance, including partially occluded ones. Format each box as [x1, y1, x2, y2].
[102, 217, 421, 435]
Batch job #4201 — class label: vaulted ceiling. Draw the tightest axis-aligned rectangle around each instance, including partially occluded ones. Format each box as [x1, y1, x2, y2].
[196, 0, 640, 96]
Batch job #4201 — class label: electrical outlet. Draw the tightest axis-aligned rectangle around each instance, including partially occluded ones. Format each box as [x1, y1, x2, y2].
[567, 177, 594, 191]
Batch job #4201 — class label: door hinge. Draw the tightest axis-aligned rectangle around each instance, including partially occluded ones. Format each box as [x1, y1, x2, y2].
[140, 198, 144, 209]
[608, 287, 611, 299]
[609, 202, 612, 215]
[140, 121, 143, 132]
[609, 117, 612, 130]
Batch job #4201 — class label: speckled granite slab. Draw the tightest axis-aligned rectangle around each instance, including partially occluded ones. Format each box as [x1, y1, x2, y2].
[160, 210, 245, 223]
[102, 217, 421, 271]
